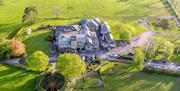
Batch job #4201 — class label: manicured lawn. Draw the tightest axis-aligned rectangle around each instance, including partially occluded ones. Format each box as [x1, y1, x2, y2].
[0, 64, 38, 91]
[21, 30, 52, 56]
[76, 62, 180, 91]
[17, 19, 80, 56]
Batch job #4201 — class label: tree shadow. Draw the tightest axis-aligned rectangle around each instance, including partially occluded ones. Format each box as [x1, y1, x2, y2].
[23, 31, 52, 56]
[0, 64, 38, 91]
[102, 71, 180, 91]
[78, 62, 180, 91]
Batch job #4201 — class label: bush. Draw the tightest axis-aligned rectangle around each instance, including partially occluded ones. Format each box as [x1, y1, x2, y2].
[0, 39, 26, 59]
[45, 34, 55, 42]
[132, 48, 145, 69]
[145, 37, 174, 61]
[56, 53, 86, 79]
[151, 19, 170, 30]
[26, 51, 49, 72]
[0, 41, 12, 58]
[119, 30, 132, 40]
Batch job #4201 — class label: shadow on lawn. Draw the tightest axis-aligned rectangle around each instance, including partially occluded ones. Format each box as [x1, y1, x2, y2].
[23, 31, 52, 56]
[80, 62, 180, 91]
[0, 64, 38, 91]
[103, 71, 180, 91]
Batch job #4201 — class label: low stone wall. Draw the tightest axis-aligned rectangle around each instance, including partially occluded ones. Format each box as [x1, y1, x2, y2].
[143, 63, 180, 77]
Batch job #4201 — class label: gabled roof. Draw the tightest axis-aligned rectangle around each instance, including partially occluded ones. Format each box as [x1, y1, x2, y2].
[55, 25, 80, 32]
[100, 22, 111, 34]
[81, 19, 99, 31]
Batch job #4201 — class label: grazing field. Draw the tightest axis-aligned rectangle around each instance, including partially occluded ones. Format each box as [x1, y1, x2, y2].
[0, 64, 38, 91]
[0, 0, 168, 24]
[0, 0, 172, 56]
[76, 62, 180, 91]
[0, 0, 169, 38]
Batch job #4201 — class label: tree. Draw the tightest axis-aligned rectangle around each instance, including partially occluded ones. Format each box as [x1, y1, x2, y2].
[0, 39, 26, 59]
[0, 0, 4, 6]
[173, 39, 180, 54]
[26, 51, 49, 72]
[9, 39, 26, 57]
[119, 30, 132, 40]
[22, 6, 38, 23]
[132, 48, 145, 70]
[145, 37, 174, 61]
[0, 40, 12, 59]
[52, 6, 60, 18]
[56, 53, 86, 79]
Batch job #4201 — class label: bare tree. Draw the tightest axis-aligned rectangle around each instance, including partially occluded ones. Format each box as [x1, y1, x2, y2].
[52, 6, 61, 18]
[0, 0, 4, 5]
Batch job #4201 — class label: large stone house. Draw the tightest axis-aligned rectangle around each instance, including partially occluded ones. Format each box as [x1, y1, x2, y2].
[55, 18, 116, 53]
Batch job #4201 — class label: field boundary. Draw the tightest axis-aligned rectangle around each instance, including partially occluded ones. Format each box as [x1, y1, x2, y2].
[165, 0, 180, 26]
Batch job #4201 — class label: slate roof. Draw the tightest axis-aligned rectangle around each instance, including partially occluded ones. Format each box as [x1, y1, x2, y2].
[100, 22, 111, 34]
[81, 19, 99, 31]
[55, 25, 80, 32]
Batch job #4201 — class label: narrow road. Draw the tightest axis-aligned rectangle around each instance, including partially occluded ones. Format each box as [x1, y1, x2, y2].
[0, 58, 20, 64]
[99, 19, 154, 59]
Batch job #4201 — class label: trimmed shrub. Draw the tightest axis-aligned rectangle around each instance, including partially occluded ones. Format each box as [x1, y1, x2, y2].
[56, 53, 86, 79]
[26, 51, 49, 72]
[45, 34, 55, 42]
[119, 30, 132, 40]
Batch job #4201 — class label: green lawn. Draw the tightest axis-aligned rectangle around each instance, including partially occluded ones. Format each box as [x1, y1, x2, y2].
[0, 0, 168, 24]
[0, 64, 38, 91]
[0, 0, 180, 90]
[75, 62, 180, 91]
[0, 0, 169, 38]
[0, 0, 172, 55]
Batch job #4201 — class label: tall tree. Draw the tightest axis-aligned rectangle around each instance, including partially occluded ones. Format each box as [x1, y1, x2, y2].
[26, 51, 49, 72]
[22, 6, 38, 23]
[56, 53, 86, 80]
[0, 39, 26, 59]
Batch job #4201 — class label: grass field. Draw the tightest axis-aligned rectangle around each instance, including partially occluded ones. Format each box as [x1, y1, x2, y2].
[0, 64, 38, 91]
[0, 0, 169, 38]
[76, 62, 180, 91]
[0, 1, 179, 91]
[0, 0, 168, 24]
[0, 0, 172, 56]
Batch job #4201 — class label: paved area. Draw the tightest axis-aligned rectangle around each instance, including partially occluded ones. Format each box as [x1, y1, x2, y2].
[0, 58, 20, 64]
[99, 19, 154, 59]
